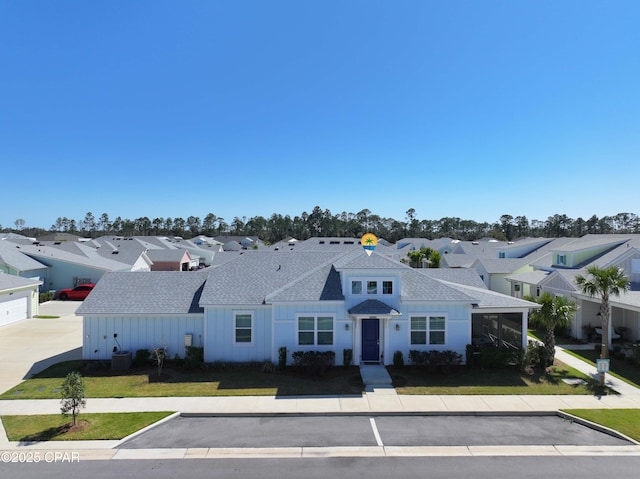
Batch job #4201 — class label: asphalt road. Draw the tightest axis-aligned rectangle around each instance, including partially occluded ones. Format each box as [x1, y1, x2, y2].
[4, 456, 640, 479]
[118, 414, 631, 449]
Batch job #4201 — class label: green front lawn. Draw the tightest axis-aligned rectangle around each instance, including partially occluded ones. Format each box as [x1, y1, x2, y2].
[563, 409, 640, 442]
[564, 348, 640, 388]
[391, 362, 599, 395]
[1, 412, 173, 441]
[1, 361, 364, 399]
[1, 357, 614, 400]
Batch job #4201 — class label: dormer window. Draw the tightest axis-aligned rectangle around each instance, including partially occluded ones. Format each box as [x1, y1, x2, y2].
[350, 278, 395, 296]
[557, 254, 567, 266]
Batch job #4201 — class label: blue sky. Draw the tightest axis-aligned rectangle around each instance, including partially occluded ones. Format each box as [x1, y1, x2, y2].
[1, 0, 639, 230]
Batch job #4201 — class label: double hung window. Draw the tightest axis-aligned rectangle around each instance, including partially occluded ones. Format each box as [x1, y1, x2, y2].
[298, 315, 334, 345]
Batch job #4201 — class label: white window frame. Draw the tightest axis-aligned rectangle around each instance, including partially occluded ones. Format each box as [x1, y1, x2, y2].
[349, 278, 395, 296]
[410, 314, 447, 345]
[234, 311, 253, 344]
[297, 314, 334, 346]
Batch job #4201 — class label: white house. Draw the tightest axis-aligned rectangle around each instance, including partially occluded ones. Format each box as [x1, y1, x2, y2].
[77, 249, 537, 365]
[0, 274, 42, 327]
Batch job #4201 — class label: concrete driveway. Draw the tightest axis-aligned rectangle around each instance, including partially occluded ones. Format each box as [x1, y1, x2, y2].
[0, 301, 82, 394]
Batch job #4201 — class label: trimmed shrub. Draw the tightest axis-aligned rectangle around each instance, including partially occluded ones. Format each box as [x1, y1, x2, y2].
[393, 351, 404, 368]
[291, 351, 336, 376]
[478, 346, 522, 369]
[39, 291, 55, 303]
[522, 341, 545, 370]
[278, 346, 287, 369]
[135, 349, 151, 366]
[184, 346, 204, 370]
[343, 348, 353, 368]
[409, 349, 462, 372]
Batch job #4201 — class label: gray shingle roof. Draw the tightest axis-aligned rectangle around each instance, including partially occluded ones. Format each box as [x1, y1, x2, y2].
[0, 241, 47, 272]
[77, 271, 207, 315]
[147, 249, 189, 262]
[266, 264, 344, 302]
[439, 281, 540, 309]
[348, 299, 400, 316]
[0, 274, 42, 291]
[16, 243, 134, 271]
[200, 251, 345, 305]
[421, 269, 488, 289]
[400, 269, 477, 302]
[504, 270, 550, 285]
[474, 258, 527, 274]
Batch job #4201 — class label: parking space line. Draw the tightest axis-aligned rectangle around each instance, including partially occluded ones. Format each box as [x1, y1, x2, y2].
[369, 418, 384, 447]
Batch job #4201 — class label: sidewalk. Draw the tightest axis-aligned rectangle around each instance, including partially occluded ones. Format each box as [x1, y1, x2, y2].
[555, 346, 640, 397]
[1, 341, 640, 458]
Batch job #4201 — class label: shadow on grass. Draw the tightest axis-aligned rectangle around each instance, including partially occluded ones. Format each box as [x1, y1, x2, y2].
[389, 366, 529, 388]
[18, 421, 88, 444]
[30, 360, 365, 397]
[388, 363, 600, 395]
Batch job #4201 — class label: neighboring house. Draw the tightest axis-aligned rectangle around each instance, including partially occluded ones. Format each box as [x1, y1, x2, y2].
[78, 249, 537, 365]
[500, 235, 640, 344]
[0, 274, 42, 327]
[0, 239, 49, 281]
[8, 241, 134, 293]
[214, 236, 265, 250]
[147, 249, 193, 271]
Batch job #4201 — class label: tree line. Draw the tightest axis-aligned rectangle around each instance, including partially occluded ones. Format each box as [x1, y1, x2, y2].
[4, 208, 640, 244]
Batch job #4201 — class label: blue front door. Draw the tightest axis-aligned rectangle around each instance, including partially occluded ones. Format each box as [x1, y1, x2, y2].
[362, 318, 380, 362]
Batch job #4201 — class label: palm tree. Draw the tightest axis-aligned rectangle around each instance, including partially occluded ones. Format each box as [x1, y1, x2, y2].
[575, 266, 630, 385]
[526, 293, 577, 367]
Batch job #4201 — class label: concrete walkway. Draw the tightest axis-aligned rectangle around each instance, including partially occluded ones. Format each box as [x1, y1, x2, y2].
[1, 308, 640, 458]
[0, 301, 82, 394]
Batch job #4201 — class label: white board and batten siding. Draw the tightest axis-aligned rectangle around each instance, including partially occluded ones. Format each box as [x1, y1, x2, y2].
[204, 306, 272, 363]
[272, 302, 350, 365]
[390, 302, 472, 360]
[83, 315, 204, 361]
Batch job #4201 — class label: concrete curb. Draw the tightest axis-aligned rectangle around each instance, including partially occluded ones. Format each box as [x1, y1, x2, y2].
[114, 411, 181, 448]
[557, 410, 640, 445]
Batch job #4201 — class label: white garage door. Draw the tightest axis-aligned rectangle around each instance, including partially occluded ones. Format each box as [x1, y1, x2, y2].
[0, 297, 28, 327]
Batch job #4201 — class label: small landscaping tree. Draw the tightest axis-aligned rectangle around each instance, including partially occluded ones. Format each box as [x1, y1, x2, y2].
[526, 293, 577, 367]
[60, 371, 86, 426]
[151, 346, 167, 377]
[575, 266, 630, 386]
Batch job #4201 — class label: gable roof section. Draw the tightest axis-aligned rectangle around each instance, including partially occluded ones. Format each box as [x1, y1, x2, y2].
[15, 243, 134, 272]
[539, 269, 582, 292]
[332, 248, 405, 270]
[421, 268, 488, 289]
[266, 264, 344, 302]
[0, 241, 48, 272]
[504, 270, 550, 286]
[77, 271, 207, 315]
[200, 251, 344, 305]
[438, 281, 540, 309]
[400, 269, 477, 303]
[147, 249, 190, 263]
[0, 274, 42, 292]
[348, 299, 400, 316]
[472, 258, 527, 274]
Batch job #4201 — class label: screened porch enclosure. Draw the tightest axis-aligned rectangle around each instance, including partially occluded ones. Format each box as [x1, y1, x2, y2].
[472, 312, 523, 349]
